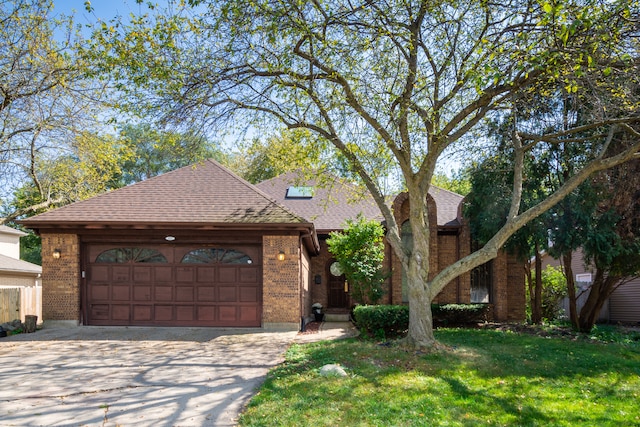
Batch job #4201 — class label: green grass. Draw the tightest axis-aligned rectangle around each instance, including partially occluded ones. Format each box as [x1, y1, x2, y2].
[239, 327, 640, 426]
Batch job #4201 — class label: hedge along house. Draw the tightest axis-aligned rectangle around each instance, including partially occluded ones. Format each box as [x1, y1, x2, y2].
[257, 171, 526, 322]
[20, 160, 319, 330]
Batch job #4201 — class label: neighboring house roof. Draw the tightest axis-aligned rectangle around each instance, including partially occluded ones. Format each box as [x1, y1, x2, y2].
[0, 225, 26, 237]
[256, 171, 465, 231]
[0, 253, 41, 276]
[256, 171, 382, 233]
[21, 159, 309, 229]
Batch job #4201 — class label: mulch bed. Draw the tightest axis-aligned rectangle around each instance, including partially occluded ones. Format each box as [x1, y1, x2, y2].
[298, 321, 322, 335]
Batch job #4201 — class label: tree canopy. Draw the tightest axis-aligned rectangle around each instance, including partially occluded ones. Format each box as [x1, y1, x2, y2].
[0, 0, 112, 224]
[117, 123, 225, 185]
[84, 0, 640, 349]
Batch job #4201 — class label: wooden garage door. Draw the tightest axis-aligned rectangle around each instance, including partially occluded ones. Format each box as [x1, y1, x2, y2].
[85, 246, 262, 327]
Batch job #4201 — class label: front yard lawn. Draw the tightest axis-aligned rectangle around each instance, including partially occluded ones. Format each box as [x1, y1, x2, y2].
[239, 326, 640, 426]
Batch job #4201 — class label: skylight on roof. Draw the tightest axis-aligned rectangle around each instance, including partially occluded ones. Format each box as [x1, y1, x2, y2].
[286, 186, 314, 199]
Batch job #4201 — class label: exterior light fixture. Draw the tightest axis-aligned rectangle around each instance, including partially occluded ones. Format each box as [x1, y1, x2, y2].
[277, 250, 286, 261]
[52, 248, 62, 259]
[165, 236, 176, 241]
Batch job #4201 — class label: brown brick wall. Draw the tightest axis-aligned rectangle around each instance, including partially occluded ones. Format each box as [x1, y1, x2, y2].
[41, 233, 80, 321]
[492, 251, 509, 321]
[507, 254, 526, 321]
[262, 235, 301, 325]
[384, 193, 525, 322]
[435, 234, 460, 304]
[301, 247, 311, 318]
[309, 237, 331, 309]
[457, 221, 472, 303]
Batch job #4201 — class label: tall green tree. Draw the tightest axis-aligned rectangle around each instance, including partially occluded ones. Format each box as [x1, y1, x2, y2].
[431, 170, 471, 196]
[570, 160, 640, 332]
[87, 0, 640, 349]
[117, 123, 224, 185]
[0, 0, 109, 224]
[465, 148, 550, 324]
[237, 129, 326, 183]
[3, 131, 129, 219]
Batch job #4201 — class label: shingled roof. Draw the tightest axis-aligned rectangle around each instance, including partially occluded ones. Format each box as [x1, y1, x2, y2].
[428, 186, 465, 227]
[0, 253, 42, 276]
[256, 171, 465, 231]
[21, 159, 308, 229]
[256, 171, 382, 233]
[0, 225, 26, 237]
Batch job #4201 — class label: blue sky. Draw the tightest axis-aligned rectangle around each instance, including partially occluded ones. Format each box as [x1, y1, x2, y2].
[52, 1, 157, 25]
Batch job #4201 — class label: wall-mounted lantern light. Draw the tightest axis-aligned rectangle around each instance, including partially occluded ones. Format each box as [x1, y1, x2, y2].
[277, 250, 286, 261]
[52, 248, 62, 259]
[314, 274, 322, 285]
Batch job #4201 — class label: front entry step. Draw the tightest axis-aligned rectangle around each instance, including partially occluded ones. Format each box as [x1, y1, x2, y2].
[324, 313, 350, 322]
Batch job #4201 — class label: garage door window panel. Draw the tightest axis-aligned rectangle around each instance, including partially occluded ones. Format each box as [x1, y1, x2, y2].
[96, 248, 168, 264]
[181, 248, 253, 264]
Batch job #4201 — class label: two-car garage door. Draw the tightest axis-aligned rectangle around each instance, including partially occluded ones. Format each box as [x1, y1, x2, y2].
[84, 245, 262, 327]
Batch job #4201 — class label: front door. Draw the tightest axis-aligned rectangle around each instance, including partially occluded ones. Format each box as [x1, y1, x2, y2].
[327, 261, 348, 308]
[328, 274, 348, 308]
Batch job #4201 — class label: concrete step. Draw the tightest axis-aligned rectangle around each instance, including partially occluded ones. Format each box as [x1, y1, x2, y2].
[324, 313, 350, 322]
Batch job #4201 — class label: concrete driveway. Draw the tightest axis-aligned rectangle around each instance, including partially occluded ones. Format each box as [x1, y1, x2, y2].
[0, 326, 299, 426]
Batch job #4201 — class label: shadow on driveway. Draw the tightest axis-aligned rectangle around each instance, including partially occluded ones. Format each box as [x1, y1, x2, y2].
[0, 327, 298, 426]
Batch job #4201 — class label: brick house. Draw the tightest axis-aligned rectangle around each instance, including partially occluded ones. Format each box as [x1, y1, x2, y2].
[258, 171, 525, 322]
[21, 160, 524, 330]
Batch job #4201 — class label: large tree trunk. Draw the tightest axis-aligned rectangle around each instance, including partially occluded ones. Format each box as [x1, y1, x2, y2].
[402, 189, 438, 348]
[578, 270, 618, 333]
[562, 252, 579, 329]
[406, 275, 437, 348]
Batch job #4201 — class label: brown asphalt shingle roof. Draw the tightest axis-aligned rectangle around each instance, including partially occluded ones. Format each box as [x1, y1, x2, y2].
[22, 159, 307, 227]
[256, 171, 465, 230]
[428, 186, 465, 227]
[256, 171, 382, 232]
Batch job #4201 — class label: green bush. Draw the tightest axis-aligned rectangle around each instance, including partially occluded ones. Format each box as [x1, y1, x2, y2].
[327, 215, 387, 304]
[353, 304, 491, 339]
[432, 303, 491, 326]
[526, 265, 568, 322]
[353, 305, 409, 339]
[540, 266, 567, 321]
